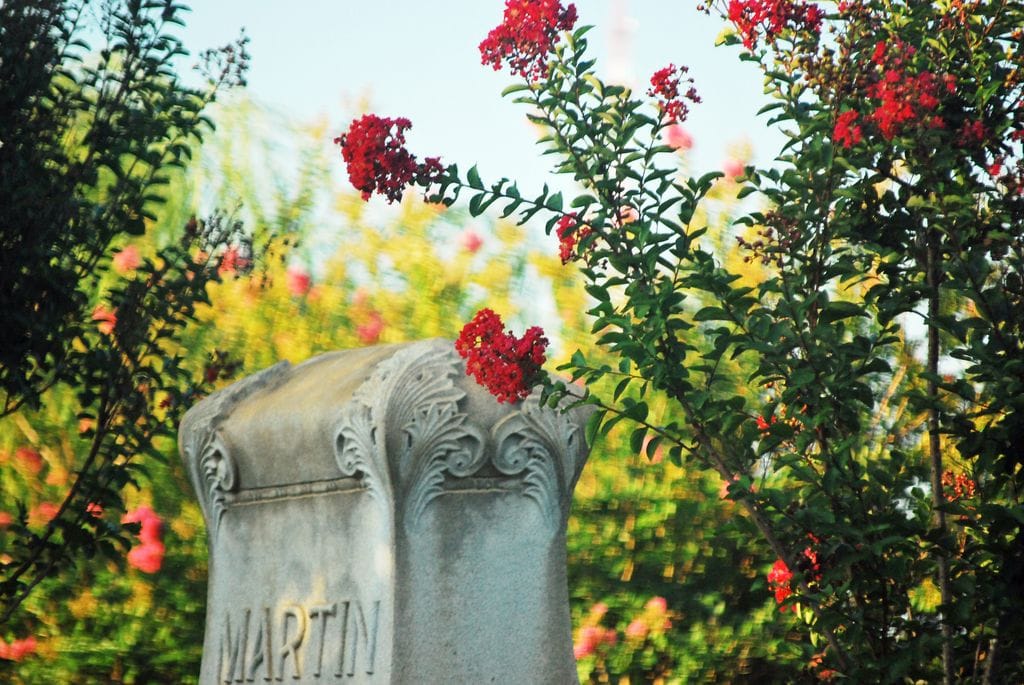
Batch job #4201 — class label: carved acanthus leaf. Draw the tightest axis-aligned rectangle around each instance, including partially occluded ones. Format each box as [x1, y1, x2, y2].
[491, 395, 585, 532]
[372, 341, 488, 531]
[198, 432, 238, 536]
[178, 361, 290, 538]
[333, 400, 385, 504]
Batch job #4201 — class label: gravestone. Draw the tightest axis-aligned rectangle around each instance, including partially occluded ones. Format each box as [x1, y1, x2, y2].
[178, 338, 592, 684]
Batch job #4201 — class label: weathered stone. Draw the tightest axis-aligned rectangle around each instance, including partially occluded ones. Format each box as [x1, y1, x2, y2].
[179, 339, 592, 684]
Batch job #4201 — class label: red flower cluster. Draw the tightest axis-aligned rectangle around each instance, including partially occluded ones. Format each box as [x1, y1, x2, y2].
[727, 0, 823, 50]
[864, 40, 950, 140]
[767, 558, 794, 609]
[555, 212, 591, 264]
[455, 308, 548, 403]
[767, 534, 823, 611]
[479, 0, 578, 82]
[942, 469, 977, 501]
[335, 115, 443, 203]
[959, 119, 989, 147]
[800, 533, 823, 583]
[834, 110, 863, 149]
[123, 505, 165, 574]
[648, 64, 701, 123]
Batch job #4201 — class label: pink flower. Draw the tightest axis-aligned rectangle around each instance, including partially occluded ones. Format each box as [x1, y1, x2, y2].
[664, 124, 693, 151]
[286, 266, 312, 297]
[640, 434, 664, 463]
[479, 0, 578, 82]
[723, 158, 744, 179]
[0, 636, 38, 661]
[123, 505, 163, 545]
[86, 502, 104, 519]
[92, 304, 117, 335]
[625, 618, 649, 639]
[123, 506, 165, 573]
[573, 625, 601, 659]
[356, 311, 385, 345]
[335, 115, 443, 203]
[460, 228, 484, 254]
[29, 502, 59, 526]
[112, 245, 142, 274]
[15, 447, 42, 474]
[218, 245, 252, 276]
[645, 596, 668, 614]
[0, 511, 13, 529]
[589, 602, 608, 618]
[127, 540, 165, 573]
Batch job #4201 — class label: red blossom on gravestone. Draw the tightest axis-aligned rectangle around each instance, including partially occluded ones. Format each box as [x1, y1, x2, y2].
[648, 64, 701, 123]
[455, 308, 548, 403]
[479, 0, 578, 82]
[335, 115, 443, 203]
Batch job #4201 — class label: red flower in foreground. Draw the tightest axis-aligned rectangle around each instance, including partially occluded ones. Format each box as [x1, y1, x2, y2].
[648, 64, 701, 123]
[728, 0, 823, 50]
[865, 40, 947, 139]
[479, 0, 577, 82]
[834, 110, 863, 149]
[556, 212, 591, 264]
[767, 558, 794, 609]
[455, 308, 548, 403]
[335, 115, 443, 203]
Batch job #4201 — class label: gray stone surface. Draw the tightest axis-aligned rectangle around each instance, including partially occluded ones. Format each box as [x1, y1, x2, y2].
[178, 339, 592, 684]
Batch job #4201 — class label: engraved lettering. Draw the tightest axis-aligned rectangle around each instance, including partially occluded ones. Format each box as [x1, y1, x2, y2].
[247, 607, 273, 682]
[276, 605, 307, 680]
[221, 609, 250, 683]
[222, 599, 380, 681]
[336, 599, 380, 677]
[308, 603, 336, 678]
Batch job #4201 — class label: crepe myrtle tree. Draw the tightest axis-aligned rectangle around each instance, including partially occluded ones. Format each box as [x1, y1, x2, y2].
[0, 0, 256, 626]
[336, 1, 1024, 681]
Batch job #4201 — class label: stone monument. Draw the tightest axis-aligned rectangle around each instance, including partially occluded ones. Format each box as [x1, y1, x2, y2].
[178, 338, 592, 684]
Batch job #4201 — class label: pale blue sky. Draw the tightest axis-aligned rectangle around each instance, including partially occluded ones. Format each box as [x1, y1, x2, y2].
[179, 1, 782, 191]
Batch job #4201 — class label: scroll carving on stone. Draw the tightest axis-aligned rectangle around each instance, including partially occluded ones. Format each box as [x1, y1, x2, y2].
[333, 398, 387, 505]
[377, 342, 488, 531]
[492, 395, 586, 532]
[179, 361, 291, 540]
[198, 432, 237, 536]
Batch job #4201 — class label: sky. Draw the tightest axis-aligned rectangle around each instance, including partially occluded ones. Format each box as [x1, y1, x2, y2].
[178, 1, 784, 193]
